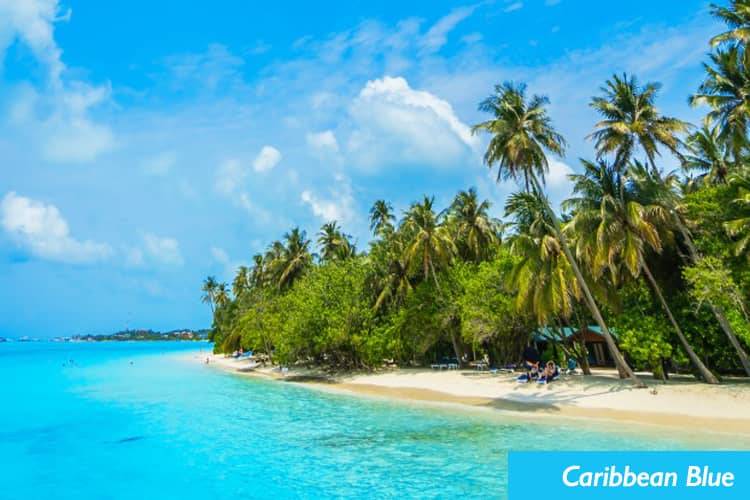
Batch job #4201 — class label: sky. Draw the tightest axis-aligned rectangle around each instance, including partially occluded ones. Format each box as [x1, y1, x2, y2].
[0, 0, 721, 338]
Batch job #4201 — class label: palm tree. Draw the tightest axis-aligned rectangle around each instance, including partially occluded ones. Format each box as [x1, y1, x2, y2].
[232, 266, 250, 297]
[472, 82, 644, 385]
[683, 124, 735, 185]
[506, 191, 581, 324]
[566, 160, 719, 383]
[264, 240, 286, 286]
[586, 72, 750, 376]
[629, 162, 750, 376]
[214, 283, 230, 308]
[278, 227, 313, 289]
[710, 0, 750, 47]
[317, 221, 355, 263]
[201, 276, 218, 313]
[402, 196, 456, 286]
[473, 82, 566, 192]
[588, 74, 689, 176]
[372, 236, 413, 312]
[318, 221, 343, 262]
[725, 169, 750, 259]
[448, 188, 501, 262]
[249, 253, 265, 288]
[370, 200, 395, 236]
[691, 46, 750, 157]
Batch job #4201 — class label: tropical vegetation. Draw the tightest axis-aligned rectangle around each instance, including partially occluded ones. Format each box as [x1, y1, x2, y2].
[201, 2, 750, 384]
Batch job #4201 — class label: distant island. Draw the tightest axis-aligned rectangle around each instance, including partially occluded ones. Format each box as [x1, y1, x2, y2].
[71, 329, 210, 342]
[1, 329, 209, 343]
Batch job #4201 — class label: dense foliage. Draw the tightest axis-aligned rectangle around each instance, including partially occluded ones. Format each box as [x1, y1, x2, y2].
[202, 2, 750, 383]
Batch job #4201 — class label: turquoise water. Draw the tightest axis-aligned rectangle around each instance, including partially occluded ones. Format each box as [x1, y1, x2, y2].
[0, 342, 703, 499]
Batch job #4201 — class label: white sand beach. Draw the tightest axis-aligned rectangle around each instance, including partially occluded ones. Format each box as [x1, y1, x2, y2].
[195, 354, 750, 437]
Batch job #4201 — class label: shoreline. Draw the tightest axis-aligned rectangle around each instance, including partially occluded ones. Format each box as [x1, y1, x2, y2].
[190, 353, 750, 441]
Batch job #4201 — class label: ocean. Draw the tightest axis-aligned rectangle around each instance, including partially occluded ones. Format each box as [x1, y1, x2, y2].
[0, 341, 702, 499]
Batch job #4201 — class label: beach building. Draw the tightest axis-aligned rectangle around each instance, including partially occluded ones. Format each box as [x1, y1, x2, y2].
[533, 326, 617, 366]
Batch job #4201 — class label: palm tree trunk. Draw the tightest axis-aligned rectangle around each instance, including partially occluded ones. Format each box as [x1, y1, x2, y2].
[565, 315, 593, 375]
[529, 174, 644, 387]
[641, 262, 719, 384]
[674, 217, 750, 376]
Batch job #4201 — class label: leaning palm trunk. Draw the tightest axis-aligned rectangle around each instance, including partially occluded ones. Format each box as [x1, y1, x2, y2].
[641, 263, 719, 384]
[674, 218, 750, 376]
[530, 174, 644, 387]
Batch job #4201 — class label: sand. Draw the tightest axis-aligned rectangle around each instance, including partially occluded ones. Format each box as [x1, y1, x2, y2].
[193, 353, 750, 438]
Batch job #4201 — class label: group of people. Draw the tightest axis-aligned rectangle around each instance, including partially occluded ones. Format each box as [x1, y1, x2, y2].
[518, 345, 559, 384]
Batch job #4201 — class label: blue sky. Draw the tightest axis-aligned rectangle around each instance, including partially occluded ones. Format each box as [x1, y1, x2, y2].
[0, 0, 719, 337]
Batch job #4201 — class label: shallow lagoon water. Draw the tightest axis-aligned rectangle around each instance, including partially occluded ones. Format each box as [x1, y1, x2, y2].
[0, 342, 707, 499]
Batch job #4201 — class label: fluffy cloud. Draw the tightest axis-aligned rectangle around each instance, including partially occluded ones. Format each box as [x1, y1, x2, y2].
[306, 130, 339, 152]
[143, 233, 183, 266]
[9, 77, 115, 164]
[1, 1, 114, 163]
[252, 146, 282, 172]
[0, 191, 111, 263]
[300, 174, 355, 222]
[0, 0, 67, 82]
[347, 76, 478, 170]
[545, 157, 575, 188]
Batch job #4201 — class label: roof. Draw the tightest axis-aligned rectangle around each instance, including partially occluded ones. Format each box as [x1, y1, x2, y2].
[532, 326, 617, 343]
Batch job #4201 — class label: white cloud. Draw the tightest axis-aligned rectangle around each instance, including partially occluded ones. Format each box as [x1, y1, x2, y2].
[545, 157, 574, 188]
[0, 0, 67, 82]
[1, 2, 114, 163]
[347, 76, 477, 169]
[143, 151, 177, 176]
[10, 81, 115, 163]
[420, 6, 477, 54]
[252, 145, 282, 172]
[306, 130, 339, 152]
[543, 157, 576, 211]
[301, 191, 346, 222]
[143, 233, 183, 266]
[1, 191, 111, 263]
[300, 174, 355, 222]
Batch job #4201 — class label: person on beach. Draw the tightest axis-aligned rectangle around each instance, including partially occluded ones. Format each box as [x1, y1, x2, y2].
[538, 360, 559, 384]
[522, 344, 541, 382]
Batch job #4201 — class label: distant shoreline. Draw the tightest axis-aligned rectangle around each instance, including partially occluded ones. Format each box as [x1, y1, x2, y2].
[191, 353, 750, 443]
[2, 330, 210, 343]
